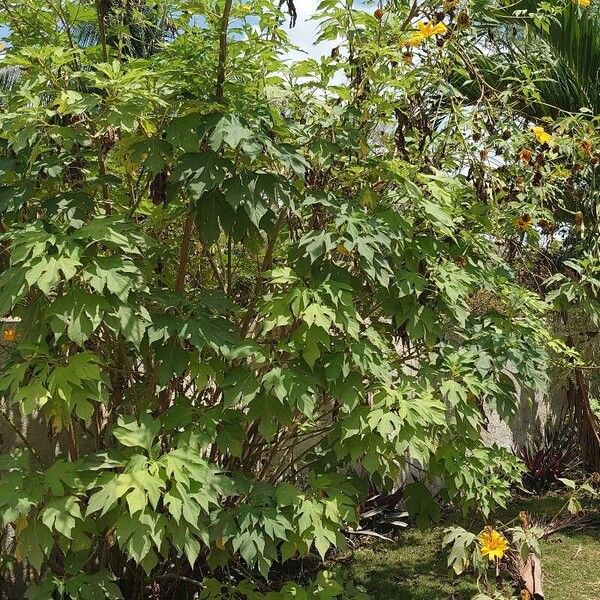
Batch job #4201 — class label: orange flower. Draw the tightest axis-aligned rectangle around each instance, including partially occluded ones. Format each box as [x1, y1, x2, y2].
[514, 214, 533, 231]
[577, 0, 591, 7]
[479, 527, 510, 561]
[3, 328, 16, 342]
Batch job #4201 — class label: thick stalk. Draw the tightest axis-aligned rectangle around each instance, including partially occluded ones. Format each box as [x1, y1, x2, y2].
[174, 0, 233, 297]
[215, 0, 234, 102]
[94, 0, 109, 62]
[241, 211, 286, 335]
[175, 211, 194, 293]
[0, 408, 43, 467]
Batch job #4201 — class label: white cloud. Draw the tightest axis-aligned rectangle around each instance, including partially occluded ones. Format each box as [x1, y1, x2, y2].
[285, 0, 337, 61]
[283, 1, 369, 61]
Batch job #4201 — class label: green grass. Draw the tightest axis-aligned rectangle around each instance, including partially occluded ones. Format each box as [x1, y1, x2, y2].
[540, 530, 600, 600]
[347, 528, 478, 600]
[342, 497, 600, 600]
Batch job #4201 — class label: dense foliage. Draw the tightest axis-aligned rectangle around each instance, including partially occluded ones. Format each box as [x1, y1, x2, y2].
[0, 0, 597, 598]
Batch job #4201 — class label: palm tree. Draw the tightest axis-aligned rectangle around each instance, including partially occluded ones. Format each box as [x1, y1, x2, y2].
[493, 0, 600, 117]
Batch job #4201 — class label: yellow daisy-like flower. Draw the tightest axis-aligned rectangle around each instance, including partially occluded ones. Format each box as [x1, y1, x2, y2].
[577, 0, 591, 8]
[406, 21, 447, 46]
[479, 527, 510, 561]
[407, 32, 426, 47]
[419, 21, 448, 37]
[531, 125, 552, 145]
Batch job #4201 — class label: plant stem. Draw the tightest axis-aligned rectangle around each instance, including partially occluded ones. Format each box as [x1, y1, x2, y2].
[240, 210, 286, 335]
[215, 0, 234, 102]
[175, 210, 194, 293]
[227, 232, 232, 295]
[153, 574, 205, 588]
[94, 0, 109, 62]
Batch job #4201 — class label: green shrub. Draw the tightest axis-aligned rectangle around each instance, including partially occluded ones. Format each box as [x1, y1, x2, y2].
[0, 1, 560, 597]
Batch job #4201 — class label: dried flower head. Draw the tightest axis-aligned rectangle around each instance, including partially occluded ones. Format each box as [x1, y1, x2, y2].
[519, 148, 532, 163]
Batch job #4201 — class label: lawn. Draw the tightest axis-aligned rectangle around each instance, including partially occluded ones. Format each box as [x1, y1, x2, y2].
[347, 528, 479, 600]
[343, 497, 600, 599]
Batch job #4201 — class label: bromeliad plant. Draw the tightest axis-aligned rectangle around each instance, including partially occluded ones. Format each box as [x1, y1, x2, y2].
[0, 0, 569, 597]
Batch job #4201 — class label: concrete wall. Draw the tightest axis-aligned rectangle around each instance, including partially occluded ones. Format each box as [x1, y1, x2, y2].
[482, 383, 567, 451]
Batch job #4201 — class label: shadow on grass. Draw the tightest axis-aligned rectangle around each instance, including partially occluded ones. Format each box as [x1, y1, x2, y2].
[346, 529, 479, 600]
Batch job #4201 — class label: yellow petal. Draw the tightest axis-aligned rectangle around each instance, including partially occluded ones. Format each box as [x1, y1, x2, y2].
[531, 125, 552, 145]
[407, 33, 426, 47]
[479, 528, 509, 561]
[417, 21, 431, 35]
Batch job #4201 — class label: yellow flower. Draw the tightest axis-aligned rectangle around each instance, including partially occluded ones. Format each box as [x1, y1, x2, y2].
[407, 32, 426, 47]
[419, 21, 447, 37]
[406, 21, 447, 46]
[531, 125, 552, 145]
[577, 0, 591, 7]
[479, 527, 509, 561]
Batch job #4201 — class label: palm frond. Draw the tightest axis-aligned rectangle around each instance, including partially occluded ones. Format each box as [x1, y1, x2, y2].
[495, 0, 600, 114]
